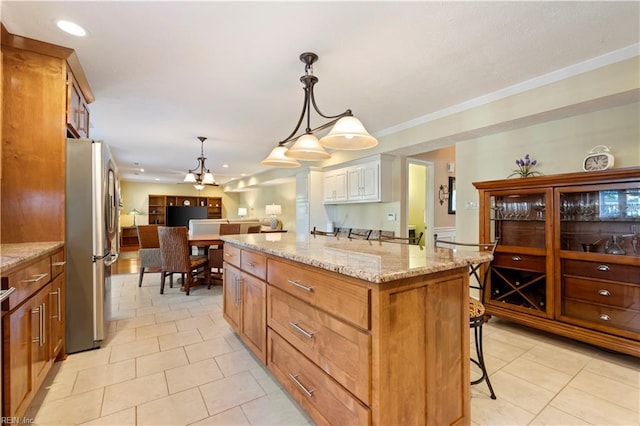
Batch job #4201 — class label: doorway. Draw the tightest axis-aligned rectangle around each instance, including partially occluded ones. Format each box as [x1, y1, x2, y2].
[407, 159, 434, 247]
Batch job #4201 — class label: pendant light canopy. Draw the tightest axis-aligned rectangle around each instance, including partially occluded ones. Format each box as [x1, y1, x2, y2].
[261, 52, 377, 167]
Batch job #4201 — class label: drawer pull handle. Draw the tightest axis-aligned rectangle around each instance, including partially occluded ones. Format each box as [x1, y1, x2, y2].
[289, 321, 315, 339]
[597, 265, 610, 272]
[289, 373, 315, 398]
[599, 314, 611, 321]
[511, 256, 521, 261]
[21, 273, 48, 283]
[288, 280, 313, 292]
[597, 289, 611, 297]
[247, 262, 255, 267]
[52, 261, 66, 267]
[224, 253, 233, 257]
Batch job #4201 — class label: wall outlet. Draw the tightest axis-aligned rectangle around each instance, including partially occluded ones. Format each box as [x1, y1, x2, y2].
[465, 201, 478, 209]
[387, 213, 396, 221]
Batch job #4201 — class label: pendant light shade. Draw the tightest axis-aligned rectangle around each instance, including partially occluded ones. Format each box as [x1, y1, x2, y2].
[260, 145, 301, 168]
[285, 134, 330, 160]
[319, 116, 378, 150]
[184, 173, 197, 183]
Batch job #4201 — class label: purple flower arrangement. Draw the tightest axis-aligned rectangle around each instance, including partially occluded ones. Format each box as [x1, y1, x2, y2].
[508, 154, 542, 178]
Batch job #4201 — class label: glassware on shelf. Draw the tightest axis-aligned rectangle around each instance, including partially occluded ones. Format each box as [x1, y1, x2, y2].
[533, 199, 546, 220]
[604, 235, 626, 255]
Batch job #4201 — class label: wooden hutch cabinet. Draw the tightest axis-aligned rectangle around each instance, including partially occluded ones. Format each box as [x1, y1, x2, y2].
[148, 194, 222, 225]
[474, 167, 640, 357]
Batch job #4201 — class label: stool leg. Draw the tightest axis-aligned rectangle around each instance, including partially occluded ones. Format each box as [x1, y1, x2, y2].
[471, 320, 496, 399]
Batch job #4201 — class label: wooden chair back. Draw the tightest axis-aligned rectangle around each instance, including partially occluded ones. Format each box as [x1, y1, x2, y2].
[219, 223, 241, 235]
[247, 225, 261, 234]
[137, 225, 160, 248]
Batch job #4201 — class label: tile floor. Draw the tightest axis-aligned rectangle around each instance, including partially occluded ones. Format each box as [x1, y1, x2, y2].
[26, 271, 639, 426]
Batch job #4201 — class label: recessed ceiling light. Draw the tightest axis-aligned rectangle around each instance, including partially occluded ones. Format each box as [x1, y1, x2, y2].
[222, 164, 229, 168]
[139, 168, 145, 172]
[56, 20, 86, 37]
[154, 178, 160, 181]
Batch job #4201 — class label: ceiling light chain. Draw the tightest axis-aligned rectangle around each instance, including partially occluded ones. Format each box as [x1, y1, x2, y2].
[261, 52, 378, 168]
[184, 136, 215, 190]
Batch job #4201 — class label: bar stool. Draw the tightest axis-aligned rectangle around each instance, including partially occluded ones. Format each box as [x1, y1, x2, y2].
[434, 234, 499, 399]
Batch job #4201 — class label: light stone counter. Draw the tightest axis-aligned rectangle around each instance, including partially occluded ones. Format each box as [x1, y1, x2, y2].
[0, 242, 64, 275]
[222, 233, 491, 283]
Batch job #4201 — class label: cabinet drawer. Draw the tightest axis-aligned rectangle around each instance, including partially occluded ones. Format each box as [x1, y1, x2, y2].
[564, 277, 640, 310]
[223, 244, 241, 268]
[4, 257, 51, 310]
[51, 249, 66, 279]
[493, 253, 546, 272]
[241, 250, 266, 281]
[267, 286, 370, 404]
[563, 260, 640, 285]
[267, 329, 370, 426]
[267, 258, 370, 330]
[563, 299, 640, 334]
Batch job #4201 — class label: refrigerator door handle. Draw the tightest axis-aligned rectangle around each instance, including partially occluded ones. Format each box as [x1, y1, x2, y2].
[104, 252, 119, 267]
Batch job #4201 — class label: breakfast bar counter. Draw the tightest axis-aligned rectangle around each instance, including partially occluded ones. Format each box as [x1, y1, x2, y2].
[221, 233, 491, 426]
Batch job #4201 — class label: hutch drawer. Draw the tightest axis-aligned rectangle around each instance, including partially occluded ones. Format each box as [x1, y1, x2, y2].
[563, 276, 640, 310]
[493, 252, 546, 272]
[563, 259, 640, 284]
[563, 299, 640, 335]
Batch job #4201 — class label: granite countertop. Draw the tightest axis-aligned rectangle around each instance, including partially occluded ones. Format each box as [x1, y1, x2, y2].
[0, 242, 64, 275]
[222, 233, 492, 283]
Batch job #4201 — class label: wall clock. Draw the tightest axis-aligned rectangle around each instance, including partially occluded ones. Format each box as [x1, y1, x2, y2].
[183, 199, 191, 206]
[583, 145, 614, 171]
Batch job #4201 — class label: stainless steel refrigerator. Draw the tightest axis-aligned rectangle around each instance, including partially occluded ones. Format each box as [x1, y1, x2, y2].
[66, 138, 121, 353]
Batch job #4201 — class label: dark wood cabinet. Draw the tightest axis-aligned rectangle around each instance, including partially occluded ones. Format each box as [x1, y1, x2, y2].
[148, 194, 223, 225]
[120, 226, 140, 251]
[475, 167, 640, 357]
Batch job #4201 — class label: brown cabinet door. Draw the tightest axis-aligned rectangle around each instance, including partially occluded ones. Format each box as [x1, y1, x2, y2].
[3, 300, 35, 416]
[31, 285, 51, 392]
[241, 273, 266, 362]
[223, 264, 241, 332]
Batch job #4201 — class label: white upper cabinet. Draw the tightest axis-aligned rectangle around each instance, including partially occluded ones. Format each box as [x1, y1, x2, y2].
[324, 155, 392, 204]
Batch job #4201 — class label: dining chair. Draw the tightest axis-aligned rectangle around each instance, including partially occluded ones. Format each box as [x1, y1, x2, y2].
[434, 233, 499, 399]
[247, 225, 261, 234]
[136, 225, 162, 287]
[158, 226, 210, 295]
[208, 222, 242, 278]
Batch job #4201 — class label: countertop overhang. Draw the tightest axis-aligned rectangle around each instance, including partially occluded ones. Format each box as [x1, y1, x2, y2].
[222, 233, 492, 283]
[0, 241, 64, 275]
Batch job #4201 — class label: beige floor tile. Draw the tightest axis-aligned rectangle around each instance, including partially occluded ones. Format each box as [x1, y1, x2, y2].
[102, 327, 137, 347]
[137, 387, 209, 425]
[225, 333, 246, 352]
[57, 347, 112, 374]
[102, 372, 168, 416]
[136, 347, 189, 377]
[158, 329, 203, 351]
[28, 364, 76, 410]
[30, 388, 104, 425]
[74, 359, 136, 394]
[241, 389, 312, 425]
[481, 335, 528, 363]
[80, 407, 136, 425]
[197, 322, 236, 341]
[109, 336, 159, 363]
[568, 369, 639, 412]
[200, 371, 265, 416]
[184, 336, 235, 363]
[165, 358, 224, 394]
[190, 406, 251, 425]
[119, 298, 153, 310]
[583, 357, 640, 389]
[488, 370, 556, 414]
[501, 356, 573, 393]
[529, 405, 592, 425]
[110, 308, 137, 321]
[214, 349, 260, 377]
[136, 304, 171, 317]
[250, 366, 282, 394]
[550, 386, 639, 425]
[135, 321, 178, 340]
[176, 314, 215, 331]
[470, 390, 536, 425]
[168, 299, 204, 311]
[155, 308, 192, 324]
[521, 343, 591, 376]
[115, 313, 157, 331]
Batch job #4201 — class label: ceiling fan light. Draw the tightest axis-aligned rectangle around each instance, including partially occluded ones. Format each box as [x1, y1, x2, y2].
[202, 172, 215, 184]
[184, 172, 196, 183]
[261, 146, 301, 168]
[320, 116, 378, 150]
[285, 134, 331, 160]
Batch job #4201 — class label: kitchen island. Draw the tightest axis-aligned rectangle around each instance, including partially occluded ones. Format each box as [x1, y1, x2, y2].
[221, 233, 492, 426]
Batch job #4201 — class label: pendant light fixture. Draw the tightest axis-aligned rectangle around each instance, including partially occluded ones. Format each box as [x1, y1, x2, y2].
[184, 136, 215, 190]
[261, 52, 377, 167]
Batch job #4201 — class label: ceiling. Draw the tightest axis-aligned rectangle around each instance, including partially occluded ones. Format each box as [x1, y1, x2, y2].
[2, 1, 639, 186]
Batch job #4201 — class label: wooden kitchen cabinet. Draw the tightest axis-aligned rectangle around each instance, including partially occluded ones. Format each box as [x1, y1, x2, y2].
[474, 167, 640, 357]
[148, 194, 223, 225]
[66, 69, 91, 138]
[222, 247, 267, 362]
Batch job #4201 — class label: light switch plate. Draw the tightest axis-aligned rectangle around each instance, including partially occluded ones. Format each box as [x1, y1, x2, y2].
[387, 213, 396, 221]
